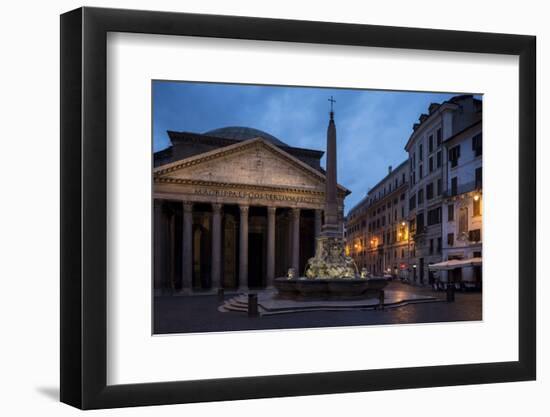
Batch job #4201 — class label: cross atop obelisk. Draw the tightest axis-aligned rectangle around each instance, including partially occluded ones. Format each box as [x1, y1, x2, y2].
[328, 96, 336, 118]
[322, 96, 340, 237]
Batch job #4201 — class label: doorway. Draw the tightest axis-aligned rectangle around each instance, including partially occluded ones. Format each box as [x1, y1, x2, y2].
[248, 232, 265, 288]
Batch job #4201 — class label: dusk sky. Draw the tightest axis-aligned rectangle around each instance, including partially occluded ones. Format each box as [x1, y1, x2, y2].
[153, 81, 467, 213]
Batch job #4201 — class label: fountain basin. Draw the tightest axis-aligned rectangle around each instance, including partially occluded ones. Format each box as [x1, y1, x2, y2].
[274, 277, 388, 300]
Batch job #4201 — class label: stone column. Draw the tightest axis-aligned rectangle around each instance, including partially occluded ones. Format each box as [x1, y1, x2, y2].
[291, 208, 301, 273]
[153, 200, 163, 293]
[182, 202, 193, 293]
[169, 212, 176, 291]
[211, 203, 223, 291]
[266, 206, 277, 288]
[238, 205, 249, 292]
[314, 209, 322, 239]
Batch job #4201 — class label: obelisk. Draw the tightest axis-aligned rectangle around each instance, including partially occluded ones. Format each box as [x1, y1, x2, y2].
[322, 97, 340, 238]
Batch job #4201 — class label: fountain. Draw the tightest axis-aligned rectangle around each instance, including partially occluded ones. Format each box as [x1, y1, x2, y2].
[274, 99, 388, 299]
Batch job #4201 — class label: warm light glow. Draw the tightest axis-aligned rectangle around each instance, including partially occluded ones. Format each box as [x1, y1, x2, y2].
[473, 194, 480, 201]
[401, 222, 406, 227]
[398, 232, 402, 238]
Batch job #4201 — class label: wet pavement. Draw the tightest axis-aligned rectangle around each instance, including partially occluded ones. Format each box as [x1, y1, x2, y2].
[153, 281, 482, 334]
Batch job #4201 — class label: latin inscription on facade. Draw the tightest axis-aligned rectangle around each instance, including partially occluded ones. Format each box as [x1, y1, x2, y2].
[193, 188, 319, 204]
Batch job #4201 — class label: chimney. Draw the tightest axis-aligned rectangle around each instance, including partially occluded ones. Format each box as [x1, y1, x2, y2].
[388, 165, 392, 175]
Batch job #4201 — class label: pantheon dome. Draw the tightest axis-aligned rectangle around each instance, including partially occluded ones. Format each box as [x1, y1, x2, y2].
[204, 126, 288, 147]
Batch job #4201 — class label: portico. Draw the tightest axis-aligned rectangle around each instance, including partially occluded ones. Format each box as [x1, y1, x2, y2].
[153, 136, 348, 294]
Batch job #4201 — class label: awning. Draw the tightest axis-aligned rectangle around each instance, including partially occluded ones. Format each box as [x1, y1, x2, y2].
[428, 257, 482, 271]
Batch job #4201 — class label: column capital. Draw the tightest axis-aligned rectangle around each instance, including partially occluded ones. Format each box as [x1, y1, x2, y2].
[267, 206, 277, 215]
[291, 207, 301, 218]
[239, 205, 249, 213]
[183, 202, 193, 213]
[212, 202, 223, 213]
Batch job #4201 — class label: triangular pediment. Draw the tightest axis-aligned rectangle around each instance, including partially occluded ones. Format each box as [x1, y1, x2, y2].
[154, 138, 326, 192]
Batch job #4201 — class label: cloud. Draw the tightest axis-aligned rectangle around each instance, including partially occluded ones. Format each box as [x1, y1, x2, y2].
[153, 81, 460, 213]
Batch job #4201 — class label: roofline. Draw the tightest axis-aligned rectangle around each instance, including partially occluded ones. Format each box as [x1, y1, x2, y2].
[442, 120, 482, 145]
[165, 130, 325, 158]
[403, 94, 481, 151]
[347, 159, 408, 215]
[367, 159, 408, 194]
[404, 101, 458, 151]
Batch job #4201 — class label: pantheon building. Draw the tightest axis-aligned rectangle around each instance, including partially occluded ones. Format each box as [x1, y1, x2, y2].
[153, 126, 350, 294]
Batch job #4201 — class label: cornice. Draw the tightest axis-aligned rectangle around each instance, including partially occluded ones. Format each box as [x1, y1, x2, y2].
[155, 177, 329, 197]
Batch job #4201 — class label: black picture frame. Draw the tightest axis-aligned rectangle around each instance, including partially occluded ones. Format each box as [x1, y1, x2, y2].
[60, 6, 536, 410]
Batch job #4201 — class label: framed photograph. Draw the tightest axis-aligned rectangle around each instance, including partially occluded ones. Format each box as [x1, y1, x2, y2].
[60, 6, 536, 409]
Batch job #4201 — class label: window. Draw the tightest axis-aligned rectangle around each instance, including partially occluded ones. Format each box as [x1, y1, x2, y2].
[417, 189, 424, 205]
[409, 195, 416, 211]
[436, 151, 442, 168]
[472, 133, 482, 157]
[402, 173, 406, 184]
[400, 193, 405, 201]
[451, 177, 458, 196]
[429, 156, 434, 173]
[473, 196, 481, 216]
[436, 128, 442, 146]
[459, 207, 469, 235]
[437, 237, 442, 254]
[429, 135, 434, 153]
[448, 204, 454, 221]
[429, 239, 434, 255]
[419, 144, 423, 160]
[449, 145, 461, 168]
[419, 164, 423, 179]
[475, 167, 482, 189]
[401, 206, 404, 218]
[437, 178, 442, 196]
[447, 233, 454, 246]
[427, 207, 441, 225]
[416, 212, 424, 233]
[469, 229, 481, 242]
[426, 183, 434, 200]
[395, 178, 398, 189]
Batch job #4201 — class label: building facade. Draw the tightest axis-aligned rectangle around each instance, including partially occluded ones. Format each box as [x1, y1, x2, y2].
[346, 161, 409, 278]
[345, 94, 482, 286]
[405, 95, 481, 285]
[153, 126, 349, 294]
[440, 119, 483, 286]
